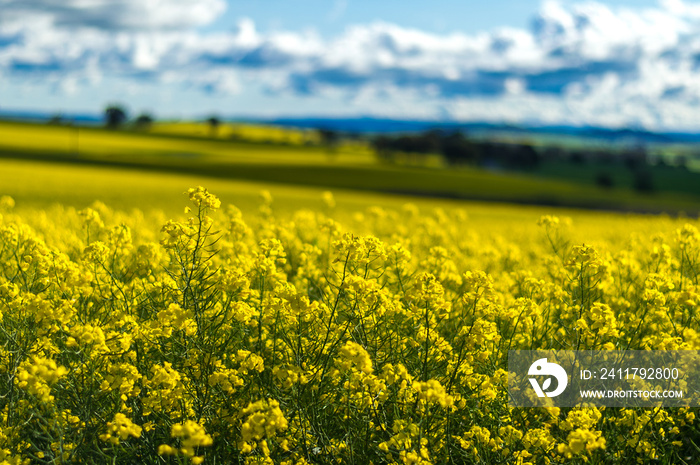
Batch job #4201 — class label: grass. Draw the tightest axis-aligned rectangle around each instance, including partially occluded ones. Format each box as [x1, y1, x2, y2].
[1, 119, 700, 214]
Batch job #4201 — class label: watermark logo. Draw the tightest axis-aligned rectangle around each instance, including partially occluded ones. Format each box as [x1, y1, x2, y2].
[510, 350, 698, 407]
[528, 358, 568, 398]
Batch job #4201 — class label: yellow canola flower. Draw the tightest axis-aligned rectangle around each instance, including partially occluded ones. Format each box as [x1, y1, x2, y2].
[557, 428, 606, 458]
[16, 356, 68, 403]
[157, 303, 197, 335]
[0, 195, 14, 210]
[99, 413, 142, 445]
[0, 185, 698, 464]
[322, 191, 336, 209]
[413, 379, 454, 408]
[159, 420, 212, 464]
[336, 341, 373, 375]
[187, 186, 221, 210]
[240, 399, 288, 444]
[172, 420, 213, 448]
[78, 206, 104, 229]
[537, 215, 560, 228]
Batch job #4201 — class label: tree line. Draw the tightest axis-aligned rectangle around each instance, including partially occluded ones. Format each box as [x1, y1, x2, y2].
[369, 129, 676, 193]
[371, 130, 543, 168]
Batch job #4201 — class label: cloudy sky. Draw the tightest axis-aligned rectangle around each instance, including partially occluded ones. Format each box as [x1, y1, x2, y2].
[3, 0, 700, 130]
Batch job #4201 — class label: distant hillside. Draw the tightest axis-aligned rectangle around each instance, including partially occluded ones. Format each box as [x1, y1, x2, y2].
[269, 116, 700, 145]
[0, 109, 103, 124]
[3, 109, 700, 145]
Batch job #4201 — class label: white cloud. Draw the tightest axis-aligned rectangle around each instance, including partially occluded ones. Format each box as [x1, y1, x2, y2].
[6, 0, 700, 129]
[0, 0, 226, 30]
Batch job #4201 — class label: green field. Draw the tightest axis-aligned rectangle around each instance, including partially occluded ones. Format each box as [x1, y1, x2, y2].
[532, 159, 700, 196]
[1, 119, 699, 214]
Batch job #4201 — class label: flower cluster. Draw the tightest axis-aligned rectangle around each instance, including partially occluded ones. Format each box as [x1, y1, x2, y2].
[0, 191, 696, 464]
[158, 420, 212, 464]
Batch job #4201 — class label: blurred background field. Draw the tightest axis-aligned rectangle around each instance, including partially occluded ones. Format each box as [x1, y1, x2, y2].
[1, 117, 697, 260]
[3, 156, 693, 254]
[2, 118, 700, 217]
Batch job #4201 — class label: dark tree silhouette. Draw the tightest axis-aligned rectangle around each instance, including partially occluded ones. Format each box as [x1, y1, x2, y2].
[622, 147, 648, 171]
[595, 172, 614, 189]
[48, 114, 64, 125]
[370, 130, 442, 164]
[441, 132, 478, 165]
[134, 113, 154, 130]
[569, 151, 586, 165]
[206, 116, 221, 137]
[318, 128, 339, 145]
[318, 128, 340, 157]
[105, 105, 128, 129]
[633, 170, 654, 193]
[371, 135, 396, 163]
[516, 144, 541, 169]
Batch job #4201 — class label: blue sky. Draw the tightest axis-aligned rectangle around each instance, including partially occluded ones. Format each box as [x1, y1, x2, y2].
[1, 0, 700, 130]
[209, 1, 541, 37]
[209, 0, 658, 37]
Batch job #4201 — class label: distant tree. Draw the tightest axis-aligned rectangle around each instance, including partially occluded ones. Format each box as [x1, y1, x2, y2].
[569, 151, 586, 165]
[441, 132, 478, 165]
[653, 155, 668, 167]
[508, 143, 540, 169]
[318, 128, 340, 157]
[676, 155, 689, 170]
[105, 105, 128, 129]
[633, 170, 654, 193]
[595, 150, 614, 164]
[372, 135, 396, 163]
[622, 146, 648, 170]
[206, 116, 221, 137]
[595, 172, 614, 189]
[48, 114, 64, 125]
[397, 131, 440, 156]
[134, 113, 154, 130]
[421, 129, 444, 152]
[318, 128, 339, 145]
[542, 146, 566, 162]
[370, 130, 442, 164]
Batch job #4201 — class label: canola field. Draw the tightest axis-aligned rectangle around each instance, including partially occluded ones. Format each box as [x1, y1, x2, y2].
[4, 120, 700, 214]
[149, 122, 321, 146]
[0, 186, 699, 464]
